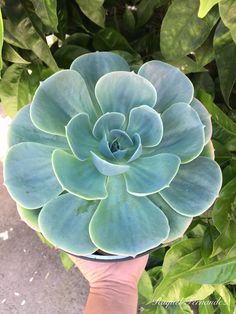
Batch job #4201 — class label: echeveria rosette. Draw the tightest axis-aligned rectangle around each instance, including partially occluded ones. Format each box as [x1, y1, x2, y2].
[3, 52, 222, 257]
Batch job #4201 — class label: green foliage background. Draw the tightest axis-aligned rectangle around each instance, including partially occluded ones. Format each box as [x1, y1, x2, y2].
[0, 0, 236, 313]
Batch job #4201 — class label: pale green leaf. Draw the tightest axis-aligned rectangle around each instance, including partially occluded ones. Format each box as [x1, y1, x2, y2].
[198, 0, 221, 18]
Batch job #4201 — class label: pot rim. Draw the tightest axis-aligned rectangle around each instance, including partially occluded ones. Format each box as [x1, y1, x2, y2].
[66, 245, 161, 262]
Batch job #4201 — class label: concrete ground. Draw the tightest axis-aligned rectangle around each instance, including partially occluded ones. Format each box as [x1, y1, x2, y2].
[0, 162, 89, 314]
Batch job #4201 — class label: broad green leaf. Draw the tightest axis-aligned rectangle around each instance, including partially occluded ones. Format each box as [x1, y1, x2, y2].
[125, 154, 180, 196]
[198, 297, 214, 314]
[30, 0, 58, 32]
[219, 0, 236, 44]
[66, 113, 98, 161]
[185, 257, 236, 284]
[0, 64, 30, 117]
[71, 52, 130, 108]
[160, 0, 218, 60]
[213, 21, 236, 105]
[54, 45, 89, 69]
[17, 204, 41, 232]
[214, 285, 236, 314]
[93, 112, 125, 139]
[211, 177, 236, 256]
[3, 0, 58, 72]
[127, 106, 163, 147]
[0, 9, 3, 73]
[31, 70, 97, 135]
[149, 193, 192, 242]
[160, 157, 222, 216]
[198, 90, 236, 135]
[91, 152, 129, 176]
[39, 193, 98, 255]
[167, 56, 206, 74]
[138, 61, 194, 113]
[2, 43, 30, 64]
[190, 98, 212, 144]
[136, 0, 168, 27]
[123, 5, 135, 32]
[194, 36, 214, 67]
[93, 28, 135, 53]
[52, 149, 108, 200]
[95, 71, 157, 115]
[201, 224, 219, 261]
[155, 103, 205, 163]
[198, 0, 221, 18]
[138, 271, 153, 304]
[89, 175, 169, 256]
[8, 105, 69, 149]
[60, 251, 74, 271]
[4, 143, 63, 209]
[76, 0, 105, 27]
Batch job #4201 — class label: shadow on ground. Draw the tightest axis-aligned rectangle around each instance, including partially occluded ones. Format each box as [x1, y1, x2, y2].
[0, 162, 89, 314]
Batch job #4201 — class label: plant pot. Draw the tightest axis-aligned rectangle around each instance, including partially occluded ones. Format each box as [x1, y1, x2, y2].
[67, 246, 161, 262]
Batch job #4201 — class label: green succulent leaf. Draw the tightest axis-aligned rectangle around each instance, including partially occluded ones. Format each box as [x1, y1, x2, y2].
[8, 105, 69, 149]
[39, 193, 98, 255]
[190, 98, 212, 144]
[89, 175, 170, 256]
[70, 52, 129, 107]
[66, 113, 98, 161]
[95, 71, 157, 115]
[160, 157, 222, 216]
[93, 112, 126, 139]
[17, 204, 41, 232]
[148, 193, 192, 242]
[91, 152, 129, 176]
[31, 70, 97, 136]
[125, 153, 181, 196]
[156, 103, 205, 163]
[138, 61, 194, 112]
[127, 133, 142, 162]
[127, 105, 163, 147]
[4, 142, 63, 209]
[52, 149, 107, 200]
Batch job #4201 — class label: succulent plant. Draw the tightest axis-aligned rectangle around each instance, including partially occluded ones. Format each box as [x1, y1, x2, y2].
[4, 52, 222, 257]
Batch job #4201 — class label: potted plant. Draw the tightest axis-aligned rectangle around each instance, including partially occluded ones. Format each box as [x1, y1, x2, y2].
[3, 51, 222, 261]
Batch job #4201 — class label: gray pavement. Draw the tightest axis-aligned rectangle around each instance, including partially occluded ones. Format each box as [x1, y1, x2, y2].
[0, 162, 89, 314]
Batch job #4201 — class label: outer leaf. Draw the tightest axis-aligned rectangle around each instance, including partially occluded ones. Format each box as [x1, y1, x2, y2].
[198, 0, 221, 18]
[17, 204, 41, 232]
[213, 21, 236, 105]
[8, 105, 69, 149]
[71, 52, 129, 107]
[31, 70, 97, 135]
[211, 177, 236, 256]
[0, 9, 3, 73]
[160, 157, 222, 216]
[39, 193, 98, 255]
[198, 90, 236, 135]
[219, 0, 236, 44]
[160, 0, 218, 60]
[4, 142, 63, 209]
[127, 105, 163, 147]
[148, 193, 192, 242]
[95, 71, 157, 115]
[0, 64, 30, 117]
[125, 153, 180, 196]
[76, 0, 105, 28]
[52, 149, 107, 200]
[89, 175, 169, 256]
[156, 103, 205, 163]
[138, 61, 194, 113]
[3, 0, 58, 72]
[60, 251, 74, 271]
[190, 98, 212, 144]
[31, 0, 58, 32]
[66, 113, 98, 161]
[91, 152, 129, 176]
[2, 43, 30, 64]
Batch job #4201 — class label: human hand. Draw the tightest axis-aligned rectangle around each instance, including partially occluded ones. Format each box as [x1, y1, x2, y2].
[69, 254, 149, 314]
